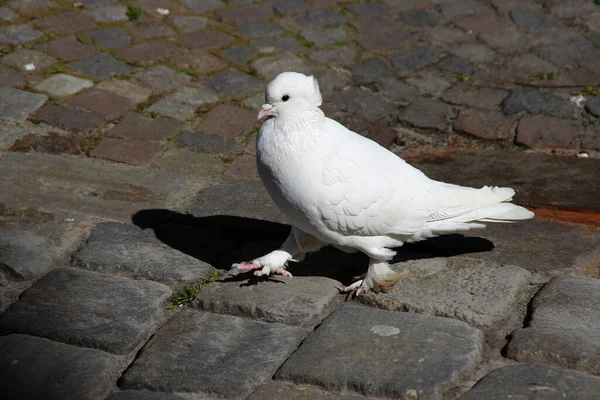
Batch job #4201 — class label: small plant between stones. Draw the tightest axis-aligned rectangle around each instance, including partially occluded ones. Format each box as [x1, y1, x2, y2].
[529, 72, 555, 81]
[455, 74, 472, 82]
[168, 270, 219, 309]
[126, 5, 142, 20]
[574, 85, 600, 97]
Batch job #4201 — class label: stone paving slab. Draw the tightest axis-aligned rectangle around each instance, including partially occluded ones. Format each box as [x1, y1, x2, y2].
[72, 222, 214, 290]
[0, 222, 89, 312]
[0, 334, 122, 400]
[357, 257, 532, 332]
[193, 274, 341, 326]
[105, 391, 187, 400]
[121, 309, 306, 399]
[0, 267, 171, 355]
[411, 151, 600, 211]
[458, 364, 600, 400]
[248, 381, 377, 400]
[505, 276, 600, 374]
[0, 153, 196, 221]
[276, 304, 484, 399]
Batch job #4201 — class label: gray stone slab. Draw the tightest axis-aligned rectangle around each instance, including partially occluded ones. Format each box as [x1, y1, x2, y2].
[187, 180, 285, 223]
[277, 304, 484, 398]
[335, 87, 396, 122]
[121, 309, 305, 399]
[0, 87, 47, 122]
[106, 391, 187, 400]
[148, 87, 218, 120]
[35, 73, 94, 97]
[237, 20, 283, 37]
[0, 153, 193, 221]
[194, 274, 341, 326]
[67, 53, 133, 79]
[2, 49, 57, 72]
[295, 8, 345, 27]
[503, 86, 576, 118]
[0, 268, 171, 355]
[506, 276, 600, 374]
[0, 64, 27, 88]
[0, 24, 44, 45]
[399, 97, 454, 130]
[585, 94, 600, 117]
[203, 68, 263, 96]
[390, 46, 441, 71]
[222, 45, 255, 65]
[134, 65, 191, 93]
[171, 16, 208, 33]
[73, 222, 215, 290]
[268, 0, 305, 13]
[357, 257, 531, 331]
[0, 334, 122, 400]
[251, 37, 303, 53]
[180, 0, 224, 13]
[252, 52, 310, 80]
[302, 27, 346, 47]
[85, 27, 132, 49]
[249, 381, 375, 400]
[350, 57, 394, 85]
[458, 364, 600, 400]
[511, 8, 559, 32]
[0, 223, 88, 312]
[410, 150, 600, 211]
[177, 131, 236, 154]
[84, 5, 128, 22]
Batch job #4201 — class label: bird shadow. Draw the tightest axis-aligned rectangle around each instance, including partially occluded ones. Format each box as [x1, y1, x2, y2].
[132, 209, 495, 286]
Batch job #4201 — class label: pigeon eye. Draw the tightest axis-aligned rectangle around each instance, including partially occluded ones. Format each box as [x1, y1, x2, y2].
[282, 95, 290, 102]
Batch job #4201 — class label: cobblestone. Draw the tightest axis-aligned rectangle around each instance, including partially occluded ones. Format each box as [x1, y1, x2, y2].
[2, 1, 600, 398]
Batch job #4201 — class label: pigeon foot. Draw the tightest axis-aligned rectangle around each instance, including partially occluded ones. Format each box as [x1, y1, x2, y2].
[336, 280, 365, 295]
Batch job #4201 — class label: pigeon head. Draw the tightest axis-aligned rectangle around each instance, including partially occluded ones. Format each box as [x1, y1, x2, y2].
[258, 72, 322, 121]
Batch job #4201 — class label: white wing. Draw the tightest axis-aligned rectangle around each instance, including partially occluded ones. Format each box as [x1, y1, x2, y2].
[316, 118, 443, 239]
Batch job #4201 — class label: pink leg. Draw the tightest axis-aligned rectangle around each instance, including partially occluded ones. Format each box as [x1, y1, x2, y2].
[232, 262, 260, 271]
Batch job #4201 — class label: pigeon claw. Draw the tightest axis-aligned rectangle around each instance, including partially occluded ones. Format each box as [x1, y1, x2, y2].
[232, 262, 261, 271]
[336, 280, 364, 294]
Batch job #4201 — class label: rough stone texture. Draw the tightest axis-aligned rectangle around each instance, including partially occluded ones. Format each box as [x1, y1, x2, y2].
[90, 138, 162, 165]
[303, 27, 347, 47]
[151, 148, 227, 178]
[1, 49, 57, 72]
[121, 310, 305, 399]
[109, 113, 181, 141]
[504, 87, 576, 119]
[458, 364, 600, 400]
[118, 39, 181, 63]
[148, 87, 218, 120]
[36, 35, 100, 61]
[0, 87, 47, 122]
[390, 46, 441, 71]
[95, 79, 151, 105]
[0, 24, 43, 45]
[0, 153, 192, 221]
[224, 154, 260, 181]
[399, 97, 454, 130]
[237, 20, 283, 37]
[0, 334, 122, 400]
[170, 50, 227, 74]
[177, 30, 235, 50]
[106, 392, 187, 400]
[585, 95, 600, 117]
[277, 305, 484, 398]
[335, 87, 396, 122]
[35, 11, 97, 34]
[251, 37, 303, 54]
[248, 382, 375, 400]
[171, 16, 208, 33]
[346, 2, 386, 17]
[36, 103, 103, 132]
[73, 222, 214, 290]
[222, 45, 255, 65]
[203, 68, 263, 96]
[177, 131, 236, 154]
[516, 114, 580, 149]
[357, 257, 532, 330]
[295, 8, 345, 27]
[85, 27, 131, 48]
[506, 277, 600, 374]
[127, 22, 176, 40]
[402, 8, 437, 26]
[442, 85, 508, 110]
[84, 5, 128, 22]
[310, 46, 357, 66]
[35, 74, 94, 97]
[188, 180, 285, 223]
[436, 56, 476, 75]
[0, 65, 27, 88]
[252, 52, 310, 80]
[216, 3, 273, 21]
[180, 0, 224, 13]
[194, 272, 341, 325]
[268, 0, 305, 13]
[454, 109, 513, 140]
[67, 90, 134, 120]
[0, 268, 171, 355]
[134, 65, 191, 93]
[450, 44, 496, 64]
[67, 53, 133, 79]
[406, 73, 451, 97]
[411, 150, 600, 212]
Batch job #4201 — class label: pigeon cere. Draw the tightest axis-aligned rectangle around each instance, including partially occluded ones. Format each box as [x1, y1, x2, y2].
[1, 1, 600, 400]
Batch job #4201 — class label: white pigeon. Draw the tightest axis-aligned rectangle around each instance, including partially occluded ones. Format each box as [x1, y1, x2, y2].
[233, 72, 534, 295]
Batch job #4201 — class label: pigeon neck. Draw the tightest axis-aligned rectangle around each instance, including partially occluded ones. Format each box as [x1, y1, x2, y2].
[274, 107, 324, 134]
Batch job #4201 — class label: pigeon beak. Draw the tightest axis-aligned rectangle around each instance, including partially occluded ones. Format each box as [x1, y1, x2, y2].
[258, 103, 274, 121]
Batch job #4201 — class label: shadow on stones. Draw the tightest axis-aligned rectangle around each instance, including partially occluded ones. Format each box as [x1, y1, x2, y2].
[132, 209, 495, 285]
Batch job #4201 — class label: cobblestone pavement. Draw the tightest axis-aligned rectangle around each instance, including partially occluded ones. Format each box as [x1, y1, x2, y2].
[1, 0, 600, 399]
